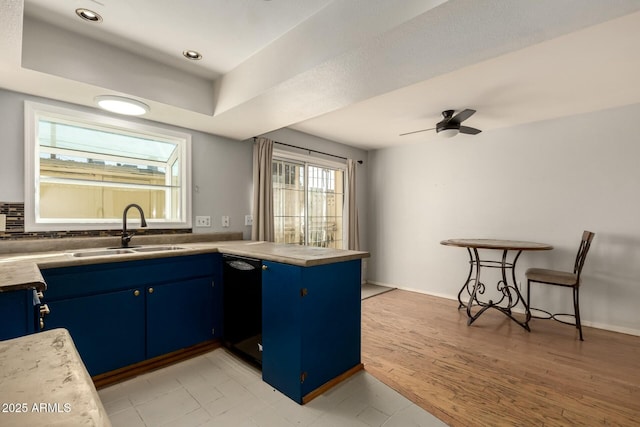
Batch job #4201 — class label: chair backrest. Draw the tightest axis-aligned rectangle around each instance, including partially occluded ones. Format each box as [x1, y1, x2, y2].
[573, 230, 595, 280]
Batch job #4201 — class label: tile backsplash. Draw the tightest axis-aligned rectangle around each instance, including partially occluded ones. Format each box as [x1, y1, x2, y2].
[0, 202, 23, 235]
[0, 202, 190, 240]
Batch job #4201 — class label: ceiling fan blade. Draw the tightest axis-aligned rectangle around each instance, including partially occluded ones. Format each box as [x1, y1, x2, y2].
[450, 109, 476, 124]
[459, 126, 482, 135]
[399, 127, 435, 136]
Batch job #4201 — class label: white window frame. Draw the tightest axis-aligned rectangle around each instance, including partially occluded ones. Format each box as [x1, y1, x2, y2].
[24, 101, 192, 231]
[272, 149, 348, 248]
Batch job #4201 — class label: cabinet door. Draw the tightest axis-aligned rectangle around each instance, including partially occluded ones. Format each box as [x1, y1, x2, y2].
[262, 259, 362, 403]
[45, 288, 145, 376]
[146, 277, 215, 359]
[261, 261, 303, 403]
[0, 290, 36, 341]
[300, 260, 361, 397]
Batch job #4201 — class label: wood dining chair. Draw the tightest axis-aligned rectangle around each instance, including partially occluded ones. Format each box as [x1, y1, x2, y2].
[525, 231, 595, 340]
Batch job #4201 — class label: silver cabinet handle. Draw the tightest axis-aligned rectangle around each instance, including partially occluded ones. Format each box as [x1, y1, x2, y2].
[39, 304, 50, 316]
[39, 304, 50, 330]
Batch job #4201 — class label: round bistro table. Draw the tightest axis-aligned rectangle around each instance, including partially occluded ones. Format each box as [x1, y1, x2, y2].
[441, 239, 553, 331]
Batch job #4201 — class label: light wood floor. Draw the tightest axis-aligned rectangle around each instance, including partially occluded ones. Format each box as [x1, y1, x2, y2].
[361, 289, 640, 426]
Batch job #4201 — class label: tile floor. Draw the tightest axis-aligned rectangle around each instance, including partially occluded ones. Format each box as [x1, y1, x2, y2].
[98, 348, 446, 427]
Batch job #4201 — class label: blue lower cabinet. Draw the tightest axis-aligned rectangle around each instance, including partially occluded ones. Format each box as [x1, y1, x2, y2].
[40, 254, 221, 376]
[146, 277, 217, 358]
[262, 262, 303, 401]
[46, 288, 146, 376]
[0, 289, 38, 341]
[262, 259, 362, 403]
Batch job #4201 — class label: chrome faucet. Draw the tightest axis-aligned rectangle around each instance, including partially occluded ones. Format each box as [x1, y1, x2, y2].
[121, 203, 147, 248]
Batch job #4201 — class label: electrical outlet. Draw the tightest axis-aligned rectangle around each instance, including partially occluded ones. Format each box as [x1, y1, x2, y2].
[245, 215, 253, 226]
[222, 216, 230, 227]
[195, 216, 211, 227]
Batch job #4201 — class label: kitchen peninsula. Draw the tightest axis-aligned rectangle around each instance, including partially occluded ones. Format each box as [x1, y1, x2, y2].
[0, 234, 369, 406]
[0, 328, 112, 427]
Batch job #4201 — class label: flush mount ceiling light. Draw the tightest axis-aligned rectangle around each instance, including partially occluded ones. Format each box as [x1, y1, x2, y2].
[75, 8, 103, 22]
[95, 96, 149, 116]
[182, 50, 203, 60]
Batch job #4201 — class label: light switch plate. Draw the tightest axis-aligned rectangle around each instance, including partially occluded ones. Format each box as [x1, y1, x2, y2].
[0, 214, 5, 232]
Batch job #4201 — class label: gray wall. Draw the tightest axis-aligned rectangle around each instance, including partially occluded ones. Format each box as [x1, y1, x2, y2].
[0, 89, 253, 238]
[366, 102, 640, 335]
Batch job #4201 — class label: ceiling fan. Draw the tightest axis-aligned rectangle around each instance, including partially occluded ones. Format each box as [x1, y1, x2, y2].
[400, 109, 482, 138]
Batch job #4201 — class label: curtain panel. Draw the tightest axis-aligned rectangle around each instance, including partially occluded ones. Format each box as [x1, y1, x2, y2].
[347, 158, 360, 251]
[251, 137, 274, 241]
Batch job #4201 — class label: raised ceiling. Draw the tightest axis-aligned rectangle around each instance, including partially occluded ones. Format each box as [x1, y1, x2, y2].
[1, 0, 640, 150]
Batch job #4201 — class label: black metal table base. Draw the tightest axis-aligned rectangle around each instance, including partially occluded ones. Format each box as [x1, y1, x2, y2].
[456, 247, 531, 331]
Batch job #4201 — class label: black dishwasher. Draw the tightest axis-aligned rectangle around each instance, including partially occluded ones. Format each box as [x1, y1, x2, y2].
[222, 254, 262, 366]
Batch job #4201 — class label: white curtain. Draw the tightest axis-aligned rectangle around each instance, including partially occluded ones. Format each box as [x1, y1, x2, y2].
[346, 159, 360, 250]
[252, 137, 274, 241]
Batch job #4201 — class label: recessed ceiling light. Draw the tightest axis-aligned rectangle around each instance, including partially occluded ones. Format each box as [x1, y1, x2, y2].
[183, 50, 203, 60]
[75, 8, 103, 23]
[95, 96, 149, 116]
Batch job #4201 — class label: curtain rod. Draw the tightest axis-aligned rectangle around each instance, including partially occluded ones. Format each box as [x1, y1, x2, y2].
[254, 137, 363, 164]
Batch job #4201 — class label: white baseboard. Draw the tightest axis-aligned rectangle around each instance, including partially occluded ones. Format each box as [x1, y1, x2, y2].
[580, 320, 640, 337]
[366, 281, 640, 337]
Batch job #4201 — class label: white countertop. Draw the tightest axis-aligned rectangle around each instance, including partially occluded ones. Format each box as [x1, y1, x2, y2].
[0, 236, 369, 292]
[0, 328, 111, 427]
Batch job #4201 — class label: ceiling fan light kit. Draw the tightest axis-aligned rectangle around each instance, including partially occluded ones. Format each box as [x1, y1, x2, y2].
[400, 109, 481, 138]
[438, 128, 459, 138]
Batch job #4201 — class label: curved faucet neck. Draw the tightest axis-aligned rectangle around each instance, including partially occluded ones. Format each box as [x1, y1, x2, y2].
[122, 204, 147, 248]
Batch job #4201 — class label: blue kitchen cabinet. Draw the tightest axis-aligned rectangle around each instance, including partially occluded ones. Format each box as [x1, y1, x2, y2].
[40, 253, 222, 376]
[45, 288, 146, 375]
[147, 274, 221, 359]
[261, 259, 362, 404]
[0, 289, 38, 341]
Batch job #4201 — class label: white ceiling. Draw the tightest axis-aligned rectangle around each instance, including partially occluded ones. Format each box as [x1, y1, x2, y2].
[1, 0, 640, 150]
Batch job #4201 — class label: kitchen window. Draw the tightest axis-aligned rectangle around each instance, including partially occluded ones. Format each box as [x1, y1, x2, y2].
[272, 152, 345, 249]
[24, 101, 191, 231]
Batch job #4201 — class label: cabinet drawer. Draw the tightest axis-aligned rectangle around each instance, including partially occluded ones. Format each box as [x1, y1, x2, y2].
[42, 254, 219, 300]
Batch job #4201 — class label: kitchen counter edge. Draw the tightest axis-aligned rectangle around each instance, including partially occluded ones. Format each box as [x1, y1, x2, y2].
[0, 240, 369, 292]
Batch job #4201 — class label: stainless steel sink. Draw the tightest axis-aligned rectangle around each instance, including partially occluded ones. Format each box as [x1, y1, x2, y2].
[71, 248, 135, 257]
[70, 245, 185, 257]
[132, 246, 184, 253]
